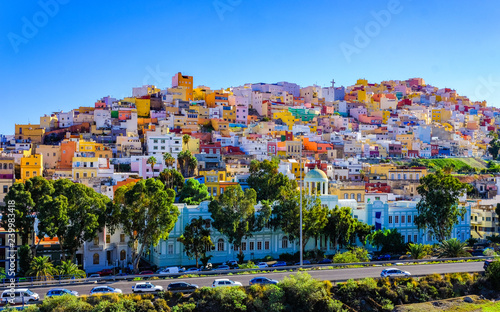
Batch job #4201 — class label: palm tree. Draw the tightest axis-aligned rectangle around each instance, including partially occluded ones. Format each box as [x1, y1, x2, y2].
[27, 256, 57, 280]
[57, 260, 86, 279]
[437, 238, 470, 258]
[182, 134, 191, 150]
[407, 243, 426, 260]
[146, 156, 157, 178]
[163, 152, 175, 168]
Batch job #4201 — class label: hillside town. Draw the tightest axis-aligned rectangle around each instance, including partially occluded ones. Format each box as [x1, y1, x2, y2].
[1, 73, 500, 275]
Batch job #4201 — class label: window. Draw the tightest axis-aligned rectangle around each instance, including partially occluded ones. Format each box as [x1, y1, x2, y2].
[407, 235, 411, 243]
[106, 234, 110, 244]
[414, 234, 418, 242]
[168, 244, 174, 254]
[93, 237, 99, 245]
[120, 234, 125, 243]
[120, 250, 126, 260]
[351, 193, 355, 199]
[357, 193, 361, 202]
[401, 216, 405, 224]
[389, 216, 393, 224]
[344, 194, 348, 199]
[395, 216, 399, 224]
[241, 242, 246, 251]
[3, 186, 7, 193]
[257, 241, 262, 250]
[408, 215, 412, 223]
[218, 239, 224, 251]
[282, 236, 288, 249]
[26, 171, 29, 177]
[93, 253, 99, 265]
[249, 242, 254, 250]
[265, 241, 270, 250]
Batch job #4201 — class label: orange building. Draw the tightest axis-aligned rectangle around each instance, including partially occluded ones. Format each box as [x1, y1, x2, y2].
[172, 72, 193, 101]
[58, 140, 77, 169]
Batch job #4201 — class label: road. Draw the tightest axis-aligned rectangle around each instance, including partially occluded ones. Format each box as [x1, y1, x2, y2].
[5, 262, 484, 299]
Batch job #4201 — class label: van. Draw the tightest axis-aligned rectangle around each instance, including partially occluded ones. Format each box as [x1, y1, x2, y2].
[158, 267, 179, 275]
[1, 289, 39, 305]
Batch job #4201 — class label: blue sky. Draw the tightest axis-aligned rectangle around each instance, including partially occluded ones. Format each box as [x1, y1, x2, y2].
[1, 0, 499, 134]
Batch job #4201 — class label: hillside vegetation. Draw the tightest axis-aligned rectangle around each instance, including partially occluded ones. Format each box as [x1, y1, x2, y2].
[415, 158, 488, 171]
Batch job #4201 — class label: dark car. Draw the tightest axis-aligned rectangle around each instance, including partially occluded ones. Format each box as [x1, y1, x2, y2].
[484, 260, 494, 270]
[271, 261, 287, 267]
[167, 282, 199, 292]
[376, 254, 391, 261]
[46, 288, 79, 297]
[249, 277, 278, 286]
[139, 270, 154, 275]
[295, 260, 311, 265]
[318, 258, 332, 264]
[472, 250, 485, 257]
[215, 265, 230, 270]
[98, 269, 114, 276]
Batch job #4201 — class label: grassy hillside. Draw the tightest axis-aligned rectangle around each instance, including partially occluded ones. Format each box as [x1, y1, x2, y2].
[417, 158, 488, 171]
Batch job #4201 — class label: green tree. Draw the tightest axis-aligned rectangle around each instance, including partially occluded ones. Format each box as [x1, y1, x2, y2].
[27, 256, 57, 280]
[45, 179, 111, 260]
[208, 185, 270, 263]
[486, 235, 500, 244]
[247, 159, 297, 202]
[163, 152, 176, 168]
[488, 138, 500, 159]
[178, 179, 212, 205]
[146, 156, 158, 177]
[114, 179, 179, 272]
[18, 245, 32, 276]
[57, 260, 86, 278]
[177, 217, 214, 268]
[177, 150, 198, 177]
[466, 237, 479, 247]
[496, 203, 500, 227]
[354, 221, 373, 246]
[37, 195, 69, 260]
[322, 206, 358, 251]
[2, 182, 35, 246]
[271, 189, 328, 250]
[158, 168, 184, 191]
[332, 247, 369, 263]
[415, 170, 472, 241]
[437, 238, 470, 258]
[407, 243, 427, 260]
[485, 261, 500, 290]
[182, 134, 191, 147]
[368, 228, 405, 254]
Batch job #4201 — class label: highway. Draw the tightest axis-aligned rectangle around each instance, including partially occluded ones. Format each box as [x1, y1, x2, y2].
[7, 261, 484, 299]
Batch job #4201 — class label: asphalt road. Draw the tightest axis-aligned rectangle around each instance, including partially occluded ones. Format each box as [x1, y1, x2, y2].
[5, 262, 484, 299]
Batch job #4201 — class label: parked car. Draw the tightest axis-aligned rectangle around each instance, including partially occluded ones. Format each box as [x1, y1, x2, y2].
[88, 273, 101, 282]
[224, 260, 238, 266]
[271, 261, 287, 267]
[484, 259, 495, 270]
[167, 282, 199, 292]
[471, 250, 485, 257]
[256, 262, 269, 269]
[90, 286, 122, 295]
[46, 288, 78, 297]
[185, 267, 201, 273]
[380, 268, 411, 278]
[249, 277, 278, 286]
[158, 267, 180, 275]
[97, 269, 114, 276]
[295, 260, 311, 265]
[212, 279, 243, 287]
[376, 254, 392, 261]
[1, 289, 39, 305]
[132, 282, 163, 293]
[215, 265, 230, 270]
[318, 258, 332, 264]
[139, 270, 155, 275]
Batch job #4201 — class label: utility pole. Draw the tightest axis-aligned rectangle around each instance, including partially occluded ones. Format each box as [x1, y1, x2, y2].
[299, 142, 303, 266]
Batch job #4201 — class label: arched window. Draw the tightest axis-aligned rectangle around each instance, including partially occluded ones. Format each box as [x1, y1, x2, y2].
[357, 193, 361, 202]
[120, 250, 126, 261]
[344, 194, 348, 199]
[282, 236, 288, 248]
[217, 239, 224, 251]
[8, 163, 13, 169]
[3, 164, 6, 169]
[351, 193, 355, 199]
[93, 253, 99, 265]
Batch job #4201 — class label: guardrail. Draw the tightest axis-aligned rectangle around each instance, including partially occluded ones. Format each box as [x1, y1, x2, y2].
[1, 255, 494, 290]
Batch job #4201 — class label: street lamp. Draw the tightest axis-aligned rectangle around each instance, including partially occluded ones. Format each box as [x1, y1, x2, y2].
[299, 142, 303, 266]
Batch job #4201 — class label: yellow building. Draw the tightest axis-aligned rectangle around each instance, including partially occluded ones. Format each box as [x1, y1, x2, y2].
[369, 163, 396, 176]
[330, 184, 365, 203]
[172, 72, 193, 101]
[357, 90, 367, 102]
[77, 141, 112, 159]
[212, 119, 229, 132]
[15, 124, 45, 144]
[396, 133, 415, 150]
[183, 137, 200, 154]
[167, 87, 188, 102]
[273, 111, 297, 130]
[20, 154, 43, 182]
[382, 111, 391, 124]
[356, 79, 368, 86]
[135, 98, 151, 118]
[431, 108, 452, 123]
[39, 114, 58, 131]
[193, 87, 210, 101]
[199, 169, 227, 198]
[72, 156, 98, 179]
[222, 106, 236, 123]
[288, 159, 306, 180]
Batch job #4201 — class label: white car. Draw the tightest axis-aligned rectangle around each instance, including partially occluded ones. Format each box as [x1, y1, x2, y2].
[132, 282, 164, 293]
[89, 286, 122, 295]
[380, 268, 411, 278]
[1, 289, 39, 304]
[256, 262, 269, 269]
[158, 267, 180, 274]
[212, 279, 243, 287]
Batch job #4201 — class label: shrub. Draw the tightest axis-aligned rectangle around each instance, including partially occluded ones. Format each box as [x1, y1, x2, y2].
[238, 261, 258, 269]
[172, 303, 196, 312]
[39, 294, 92, 312]
[486, 260, 500, 290]
[193, 286, 247, 312]
[333, 248, 369, 263]
[135, 299, 155, 312]
[247, 284, 285, 312]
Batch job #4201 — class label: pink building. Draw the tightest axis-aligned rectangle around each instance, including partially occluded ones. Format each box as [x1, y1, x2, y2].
[235, 105, 248, 125]
[131, 155, 165, 179]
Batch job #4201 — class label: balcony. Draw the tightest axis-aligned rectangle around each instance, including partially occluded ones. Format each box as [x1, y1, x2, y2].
[88, 244, 103, 251]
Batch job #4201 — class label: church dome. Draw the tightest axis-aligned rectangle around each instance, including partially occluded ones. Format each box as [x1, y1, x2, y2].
[304, 168, 328, 181]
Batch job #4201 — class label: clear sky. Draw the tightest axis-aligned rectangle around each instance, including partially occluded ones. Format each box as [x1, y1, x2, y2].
[1, 0, 499, 134]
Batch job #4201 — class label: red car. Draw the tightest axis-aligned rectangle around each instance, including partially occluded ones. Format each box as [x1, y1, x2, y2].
[139, 270, 154, 275]
[98, 269, 114, 276]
